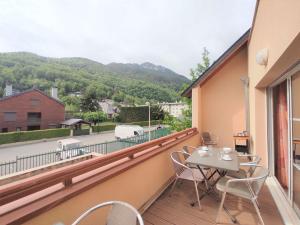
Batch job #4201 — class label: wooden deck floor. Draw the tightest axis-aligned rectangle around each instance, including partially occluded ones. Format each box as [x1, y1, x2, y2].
[143, 181, 284, 225]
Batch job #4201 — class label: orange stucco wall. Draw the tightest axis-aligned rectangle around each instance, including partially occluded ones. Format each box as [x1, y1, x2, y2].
[192, 45, 247, 148]
[248, 0, 300, 167]
[22, 135, 200, 225]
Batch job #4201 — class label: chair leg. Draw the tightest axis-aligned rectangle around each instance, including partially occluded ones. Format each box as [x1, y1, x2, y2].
[193, 181, 202, 210]
[169, 178, 178, 196]
[216, 192, 226, 224]
[255, 198, 260, 209]
[252, 199, 265, 225]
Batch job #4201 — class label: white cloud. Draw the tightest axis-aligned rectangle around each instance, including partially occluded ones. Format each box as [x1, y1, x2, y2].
[0, 0, 256, 77]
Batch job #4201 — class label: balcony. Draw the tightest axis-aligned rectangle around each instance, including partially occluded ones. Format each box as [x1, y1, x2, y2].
[143, 182, 283, 225]
[0, 128, 284, 225]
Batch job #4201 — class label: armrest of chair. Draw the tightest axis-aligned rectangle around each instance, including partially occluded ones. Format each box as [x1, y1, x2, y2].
[238, 155, 261, 166]
[184, 145, 197, 149]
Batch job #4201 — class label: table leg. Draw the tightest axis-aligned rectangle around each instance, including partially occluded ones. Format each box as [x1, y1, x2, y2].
[190, 167, 223, 206]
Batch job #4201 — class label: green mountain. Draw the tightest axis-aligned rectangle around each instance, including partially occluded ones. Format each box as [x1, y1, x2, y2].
[0, 52, 190, 104]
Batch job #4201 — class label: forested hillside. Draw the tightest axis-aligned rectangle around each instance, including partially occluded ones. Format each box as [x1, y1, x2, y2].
[0, 52, 190, 104]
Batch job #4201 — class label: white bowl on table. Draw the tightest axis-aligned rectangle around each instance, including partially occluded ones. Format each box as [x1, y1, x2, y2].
[222, 154, 232, 161]
[197, 150, 209, 157]
[199, 146, 209, 151]
[223, 147, 232, 154]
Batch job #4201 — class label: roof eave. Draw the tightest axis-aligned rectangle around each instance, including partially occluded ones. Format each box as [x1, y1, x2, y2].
[181, 29, 250, 98]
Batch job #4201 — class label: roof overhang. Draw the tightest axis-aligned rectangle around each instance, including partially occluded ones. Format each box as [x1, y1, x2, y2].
[181, 29, 250, 98]
[0, 88, 64, 106]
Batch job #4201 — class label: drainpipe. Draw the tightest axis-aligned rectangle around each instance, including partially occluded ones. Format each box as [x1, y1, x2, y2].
[240, 76, 250, 133]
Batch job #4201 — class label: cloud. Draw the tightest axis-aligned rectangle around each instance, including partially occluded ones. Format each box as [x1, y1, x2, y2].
[0, 0, 256, 77]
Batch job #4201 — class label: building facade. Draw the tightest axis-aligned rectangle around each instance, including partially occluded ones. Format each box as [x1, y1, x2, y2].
[159, 102, 188, 118]
[183, 0, 300, 223]
[0, 89, 65, 132]
[99, 99, 116, 118]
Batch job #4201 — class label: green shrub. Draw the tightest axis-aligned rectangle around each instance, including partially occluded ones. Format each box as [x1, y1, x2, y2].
[73, 128, 90, 136]
[92, 124, 116, 133]
[0, 128, 70, 145]
[91, 120, 161, 133]
[129, 120, 161, 126]
[82, 111, 107, 125]
[119, 105, 165, 123]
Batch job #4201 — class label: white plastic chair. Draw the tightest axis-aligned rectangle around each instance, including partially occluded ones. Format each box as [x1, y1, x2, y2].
[169, 151, 204, 210]
[182, 146, 198, 166]
[71, 201, 144, 225]
[216, 166, 269, 225]
[226, 154, 261, 178]
[182, 145, 213, 185]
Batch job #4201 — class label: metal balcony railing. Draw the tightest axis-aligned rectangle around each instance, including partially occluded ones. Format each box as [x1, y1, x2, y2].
[0, 128, 171, 176]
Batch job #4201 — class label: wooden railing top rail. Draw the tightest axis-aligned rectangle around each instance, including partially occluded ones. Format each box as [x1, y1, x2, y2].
[0, 128, 197, 206]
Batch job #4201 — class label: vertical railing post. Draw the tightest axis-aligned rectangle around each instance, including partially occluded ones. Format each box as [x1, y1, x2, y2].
[16, 156, 19, 172]
[63, 177, 73, 187]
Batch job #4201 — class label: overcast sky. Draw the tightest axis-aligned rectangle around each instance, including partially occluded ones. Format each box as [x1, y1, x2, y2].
[0, 0, 256, 78]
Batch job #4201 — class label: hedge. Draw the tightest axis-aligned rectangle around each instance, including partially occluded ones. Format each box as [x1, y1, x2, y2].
[129, 120, 161, 126]
[73, 128, 90, 136]
[92, 124, 117, 133]
[0, 128, 70, 145]
[92, 120, 161, 133]
[119, 106, 164, 123]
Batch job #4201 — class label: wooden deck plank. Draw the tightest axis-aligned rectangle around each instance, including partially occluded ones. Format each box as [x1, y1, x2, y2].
[142, 181, 284, 225]
[143, 211, 175, 225]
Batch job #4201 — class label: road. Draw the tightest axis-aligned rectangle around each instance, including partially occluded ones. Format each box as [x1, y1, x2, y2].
[0, 127, 156, 163]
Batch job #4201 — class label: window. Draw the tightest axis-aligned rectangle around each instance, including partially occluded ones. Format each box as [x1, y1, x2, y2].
[31, 99, 40, 106]
[1, 128, 8, 133]
[27, 125, 40, 131]
[4, 112, 16, 122]
[27, 112, 41, 122]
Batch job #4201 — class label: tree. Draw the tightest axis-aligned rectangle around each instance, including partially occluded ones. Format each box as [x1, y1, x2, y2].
[61, 96, 81, 111]
[190, 47, 210, 81]
[83, 111, 107, 125]
[80, 87, 100, 112]
[150, 105, 165, 120]
[0, 87, 3, 98]
[112, 92, 125, 102]
[167, 48, 211, 131]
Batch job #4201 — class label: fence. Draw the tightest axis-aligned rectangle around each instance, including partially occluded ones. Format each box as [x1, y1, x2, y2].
[0, 128, 170, 177]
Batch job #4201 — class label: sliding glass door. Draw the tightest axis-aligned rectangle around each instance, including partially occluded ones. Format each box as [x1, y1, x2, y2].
[272, 80, 289, 194]
[292, 71, 300, 215]
[269, 63, 300, 217]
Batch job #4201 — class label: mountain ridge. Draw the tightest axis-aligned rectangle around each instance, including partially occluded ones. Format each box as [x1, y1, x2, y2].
[0, 52, 190, 104]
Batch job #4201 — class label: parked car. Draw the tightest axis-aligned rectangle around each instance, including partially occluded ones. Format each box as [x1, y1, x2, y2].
[56, 138, 85, 160]
[114, 125, 144, 139]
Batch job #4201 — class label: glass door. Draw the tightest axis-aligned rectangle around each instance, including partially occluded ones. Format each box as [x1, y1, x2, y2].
[272, 80, 290, 195]
[269, 63, 300, 217]
[291, 71, 300, 216]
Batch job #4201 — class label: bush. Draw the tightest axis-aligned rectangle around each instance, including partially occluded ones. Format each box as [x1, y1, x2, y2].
[0, 128, 70, 145]
[92, 124, 117, 133]
[129, 120, 161, 126]
[73, 128, 90, 136]
[91, 120, 161, 133]
[82, 111, 107, 125]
